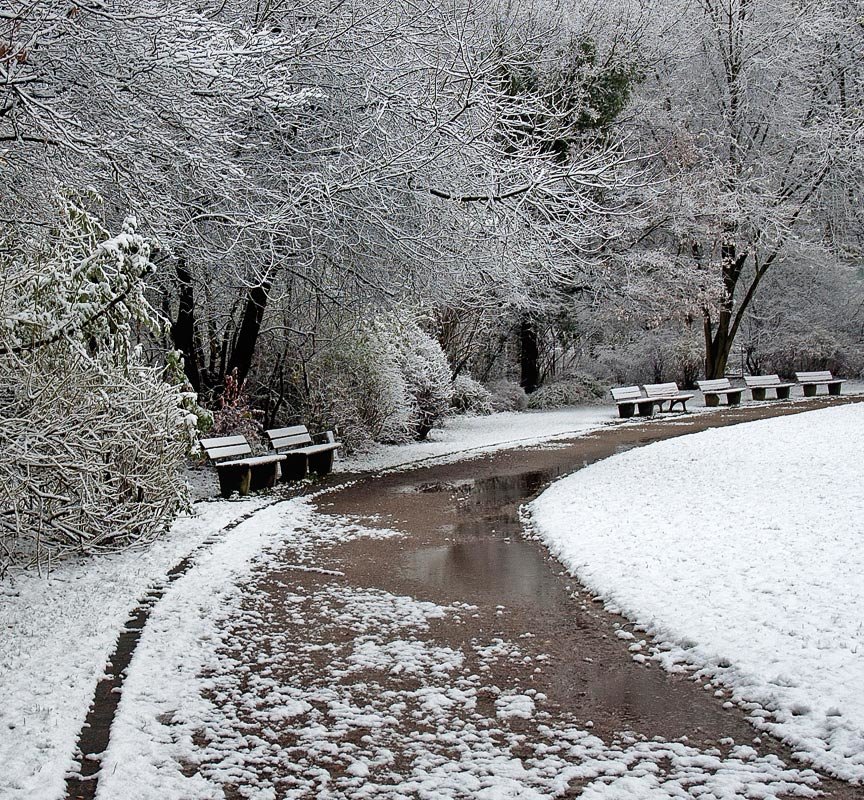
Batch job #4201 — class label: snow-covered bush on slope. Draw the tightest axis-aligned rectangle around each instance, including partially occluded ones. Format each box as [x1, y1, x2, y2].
[296, 314, 453, 450]
[487, 379, 529, 412]
[526, 376, 607, 408]
[450, 373, 493, 415]
[387, 316, 454, 440]
[0, 200, 196, 573]
[302, 327, 413, 452]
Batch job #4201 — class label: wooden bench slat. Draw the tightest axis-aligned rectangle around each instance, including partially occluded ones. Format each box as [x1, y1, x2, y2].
[267, 425, 310, 438]
[610, 386, 643, 401]
[204, 443, 252, 461]
[697, 378, 735, 391]
[270, 433, 314, 449]
[219, 453, 285, 468]
[644, 382, 682, 397]
[200, 435, 247, 449]
[291, 443, 341, 456]
[744, 375, 792, 388]
[796, 371, 834, 382]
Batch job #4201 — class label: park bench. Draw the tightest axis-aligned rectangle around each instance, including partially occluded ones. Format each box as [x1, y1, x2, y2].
[697, 378, 745, 407]
[643, 382, 694, 413]
[200, 435, 285, 498]
[795, 370, 845, 397]
[265, 425, 342, 480]
[744, 374, 794, 401]
[610, 386, 656, 419]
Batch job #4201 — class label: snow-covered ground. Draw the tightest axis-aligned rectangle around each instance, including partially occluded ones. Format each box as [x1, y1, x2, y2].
[3, 399, 862, 798]
[528, 402, 864, 782]
[337, 382, 864, 474]
[336, 406, 616, 473]
[94, 497, 824, 799]
[0, 497, 270, 800]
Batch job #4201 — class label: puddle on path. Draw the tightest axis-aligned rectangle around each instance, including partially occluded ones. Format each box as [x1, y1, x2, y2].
[390, 457, 687, 730]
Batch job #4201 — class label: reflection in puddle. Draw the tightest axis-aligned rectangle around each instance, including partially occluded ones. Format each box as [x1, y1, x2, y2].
[395, 460, 675, 716]
[401, 540, 563, 608]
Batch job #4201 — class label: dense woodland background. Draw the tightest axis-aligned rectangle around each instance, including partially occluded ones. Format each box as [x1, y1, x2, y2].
[1, 0, 862, 569]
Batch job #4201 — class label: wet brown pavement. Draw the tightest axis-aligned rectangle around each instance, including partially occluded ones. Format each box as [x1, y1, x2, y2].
[112, 397, 864, 798]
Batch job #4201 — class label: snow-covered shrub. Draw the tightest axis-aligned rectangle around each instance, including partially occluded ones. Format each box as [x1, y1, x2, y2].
[0, 200, 197, 572]
[756, 329, 853, 379]
[295, 313, 453, 449]
[526, 375, 607, 408]
[387, 317, 453, 439]
[0, 350, 192, 570]
[450, 373, 493, 415]
[303, 328, 412, 452]
[487, 379, 529, 412]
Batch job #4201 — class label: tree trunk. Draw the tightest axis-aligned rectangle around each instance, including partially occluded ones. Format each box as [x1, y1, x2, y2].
[519, 317, 540, 393]
[169, 258, 202, 394]
[703, 246, 748, 379]
[703, 312, 733, 379]
[225, 277, 273, 388]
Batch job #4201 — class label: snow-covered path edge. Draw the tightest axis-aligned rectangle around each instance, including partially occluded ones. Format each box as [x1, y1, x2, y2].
[525, 402, 864, 784]
[0, 497, 274, 800]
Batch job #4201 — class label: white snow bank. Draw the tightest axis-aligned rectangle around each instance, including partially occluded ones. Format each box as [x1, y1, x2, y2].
[0, 497, 270, 800]
[528, 402, 864, 782]
[338, 407, 617, 473]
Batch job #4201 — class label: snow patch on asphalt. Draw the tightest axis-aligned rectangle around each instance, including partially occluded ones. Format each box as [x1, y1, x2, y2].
[528, 402, 864, 782]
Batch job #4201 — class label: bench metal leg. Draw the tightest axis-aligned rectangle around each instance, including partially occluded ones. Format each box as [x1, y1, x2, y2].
[637, 401, 655, 417]
[751, 387, 766, 401]
[280, 453, 307, 482]
[704, 393, 719, 407]
[250, 462, 280, 492]
[728, 392, 742, 406]
[803, 384, 817, 397]
[308, 449, 335, 476]
[218, 464, 251, 499]
[777, 387, 791, 400]
[829, 383, 842, 396]
[618, 403, 635, 419]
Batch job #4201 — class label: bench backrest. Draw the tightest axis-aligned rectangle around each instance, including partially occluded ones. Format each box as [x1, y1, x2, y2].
[266, 425, 313, 451]
[796, 370, 834, 382]
[644, 382, 681, 397]
[610, 386, 643, 402]
[697, 378, 734, 391]
[200, 435, 252, 462]
[745, 374, 782, 388]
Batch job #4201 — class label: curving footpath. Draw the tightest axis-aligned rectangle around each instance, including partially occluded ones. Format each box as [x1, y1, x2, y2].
[67, 396, 863, 800]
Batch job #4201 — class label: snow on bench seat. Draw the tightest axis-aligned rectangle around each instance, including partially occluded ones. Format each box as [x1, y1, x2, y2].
[643, 382, 694, 413]
[200, 435, 284, 498]
[610, 386, 656, 419]
[266, 425, 342, 480]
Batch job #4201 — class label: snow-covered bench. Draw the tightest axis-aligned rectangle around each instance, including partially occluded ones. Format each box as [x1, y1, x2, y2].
[795, 371, 845, 397]
[745, 374, 794, 401]
[697, 378, 744, 407]
[643, 382, 694, 413]
[610, 386, 656, 419]
[265, 425, 342, 480]
[200, 435, 285, 498]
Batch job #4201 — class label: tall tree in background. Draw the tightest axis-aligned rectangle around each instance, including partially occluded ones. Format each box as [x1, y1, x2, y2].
[632, 0, 863, 378]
